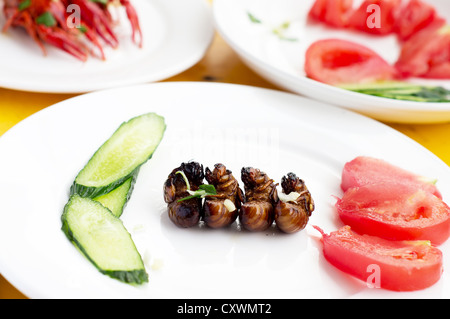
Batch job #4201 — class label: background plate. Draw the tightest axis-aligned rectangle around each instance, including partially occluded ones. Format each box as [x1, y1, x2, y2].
[0, 0, 214, 93]
[0, 82, 450, 298]
[213, 0, 450, 124]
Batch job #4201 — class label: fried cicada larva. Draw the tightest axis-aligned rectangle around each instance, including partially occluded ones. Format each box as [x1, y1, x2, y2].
[239, 167, 278, 232]
[203, 164, 244, 228]
[274, 172, 315, 234]
[163, 161, 204, 228]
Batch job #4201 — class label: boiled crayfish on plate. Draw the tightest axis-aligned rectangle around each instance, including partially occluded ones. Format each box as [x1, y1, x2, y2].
[1, 0, 142, 61]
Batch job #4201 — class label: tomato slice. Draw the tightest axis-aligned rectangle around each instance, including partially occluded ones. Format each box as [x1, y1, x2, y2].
[305, 39, 398, 85]
[347, 0, 401, 35]
[341, 156, 442, 199]
[424, 61, 450, 79]
[308, 0, 353, 28]
[314, 225, 443, 291]
[395, 24, 450, 79]
[336, 182, 450, 245]
[394, 0, 446, 41]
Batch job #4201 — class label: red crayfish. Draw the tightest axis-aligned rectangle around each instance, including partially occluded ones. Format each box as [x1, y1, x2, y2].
[2, 0, 142, 61]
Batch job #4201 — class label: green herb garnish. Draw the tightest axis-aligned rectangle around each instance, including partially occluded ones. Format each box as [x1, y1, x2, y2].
[90, 0, 108, 4]
[176, 171, 191, 191]
[18, 0, 31, 11]
[176, 171, 217, 202]
[36, 12, 57, 27]
[247, 12, 262, 24]
[272, 22, 298, 42]
[178, 184, 217, 202]
[77, 25, 88, 34]
[247, 11, 298, 42]
[341, 82, 450, 103]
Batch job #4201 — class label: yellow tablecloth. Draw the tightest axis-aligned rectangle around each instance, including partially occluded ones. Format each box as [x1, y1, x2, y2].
[1, 31, 450, 299]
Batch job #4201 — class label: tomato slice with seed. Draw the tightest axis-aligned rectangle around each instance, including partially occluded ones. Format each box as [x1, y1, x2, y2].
[305, 39, 398, 85]
[336, 182, 450, 245]
[314, 225, 443, 291]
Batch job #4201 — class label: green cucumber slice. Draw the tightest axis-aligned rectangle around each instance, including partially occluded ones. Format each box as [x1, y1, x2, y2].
[61, 194, 148, 284]
[94, 176, 135, 218]
[71, 113, 166, 198]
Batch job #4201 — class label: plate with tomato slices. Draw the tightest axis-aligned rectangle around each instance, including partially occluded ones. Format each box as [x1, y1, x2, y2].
[1, 82, 450, 298]
[213, 0, 450, 124]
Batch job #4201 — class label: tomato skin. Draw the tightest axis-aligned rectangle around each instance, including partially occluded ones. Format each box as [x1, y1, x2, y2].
[305, 39, 398, 85]
[341, 156, 442, 199]
[308, 0, 353, 28]
[315, 225, 443, 291]
[348, 0, 401, 35]
[394, 0, 446, 41]
[336, 183, 450, 245]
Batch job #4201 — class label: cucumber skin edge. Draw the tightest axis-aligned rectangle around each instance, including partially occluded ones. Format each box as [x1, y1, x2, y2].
[61, 196, 149, 285]
[99, 174, 137, 219]
[70, 167, 140, 199]
[115, 174, 137, 219]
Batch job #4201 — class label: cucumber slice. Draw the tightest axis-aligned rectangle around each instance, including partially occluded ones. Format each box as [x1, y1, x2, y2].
[61, 194, 148, 284]
[71, 113, 165, 198]
[94, 176, 136, 218]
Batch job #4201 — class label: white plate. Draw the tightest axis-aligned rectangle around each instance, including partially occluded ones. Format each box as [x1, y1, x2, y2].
[1, 82, 450, 299]
[213, 0, 450, 124]
[0, 0, 213, 93]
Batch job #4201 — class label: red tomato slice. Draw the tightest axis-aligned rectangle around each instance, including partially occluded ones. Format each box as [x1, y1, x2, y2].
[341, 156, 442, 199]
[424, 61, 450, 79]
[336, 182, 450, 245]
[395, 24, 450, 79]
[394, 0, 446, 41]
[314, 225, 443, 291]
[417, 26, 450, 79]
[305, 39, 398, 85]
[308, 0, 353, 28]
[348, 0, 401, 35]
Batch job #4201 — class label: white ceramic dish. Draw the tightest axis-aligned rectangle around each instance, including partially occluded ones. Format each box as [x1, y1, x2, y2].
[1, 82, 450, 299]
[0, 0, 213, 93]
[213, 0, 450, 124]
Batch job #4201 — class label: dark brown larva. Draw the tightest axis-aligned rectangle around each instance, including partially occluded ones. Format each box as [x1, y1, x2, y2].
[239, 167, 278, 232]
[163, 161, 315, 234]
[274, 172, 315, 234]
[203, 163, 244, 228]
[163, 161, 204, 228]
